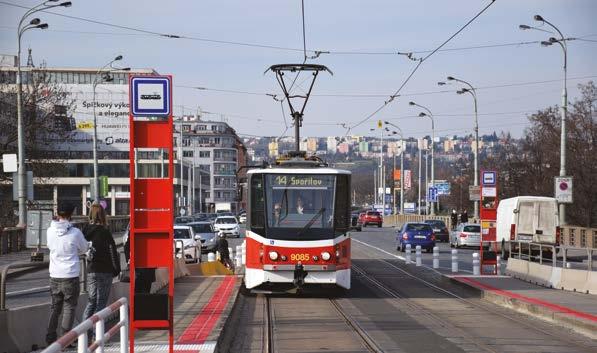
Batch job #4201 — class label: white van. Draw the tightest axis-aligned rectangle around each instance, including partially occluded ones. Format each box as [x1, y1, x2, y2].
[496, 196, 560, 245]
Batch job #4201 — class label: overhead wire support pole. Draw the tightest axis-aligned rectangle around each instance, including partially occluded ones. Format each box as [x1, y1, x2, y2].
[409, 101, 435, 215]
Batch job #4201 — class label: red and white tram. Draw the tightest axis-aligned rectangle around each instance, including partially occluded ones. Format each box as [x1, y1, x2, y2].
[244, 156, 351, 291]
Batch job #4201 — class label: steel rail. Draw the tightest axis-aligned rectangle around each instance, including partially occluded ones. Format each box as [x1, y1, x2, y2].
[375, 259, 596, 352]
[329, 298, 385, 353]
[263, 295, 274, 353]
[352, 264, 500, 353]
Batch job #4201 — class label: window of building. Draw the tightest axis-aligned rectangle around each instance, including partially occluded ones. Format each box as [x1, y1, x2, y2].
[182, 138, 191, 147]
[183, 150, 193, 157]
[211, 125, 218, 131]
[197, 125, 207, 130]
[182, 124, 191, 132]
[199, 151, 210, 158]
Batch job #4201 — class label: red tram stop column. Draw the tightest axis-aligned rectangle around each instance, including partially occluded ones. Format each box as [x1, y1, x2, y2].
[128, 75, 175, 353]
[480, 170, 498, 275]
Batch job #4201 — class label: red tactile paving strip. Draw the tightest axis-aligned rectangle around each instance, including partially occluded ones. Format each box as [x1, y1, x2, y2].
[457, 277, 597, 322]
[177, 276, 237, 344]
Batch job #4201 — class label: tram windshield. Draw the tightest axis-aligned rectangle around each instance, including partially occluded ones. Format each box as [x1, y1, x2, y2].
[266, 174, 335, 228]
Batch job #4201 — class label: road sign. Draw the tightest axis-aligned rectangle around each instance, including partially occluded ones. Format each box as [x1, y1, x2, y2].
[430, 181, 450, 195]
[469, 185, 481, 201]
[130, 76, 172, 116]
[482, 171, 496, 186]
[555, 176, 573, 203]
[2, 154, 17, 172]
[428, 186, 438, 202]
[99, 175, 109, 197]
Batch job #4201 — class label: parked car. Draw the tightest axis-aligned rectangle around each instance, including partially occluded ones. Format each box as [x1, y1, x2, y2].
[424, 219, 449, 242]
[175, 216, 196, 224]
[238, 212, 247, 224]
[174, 225, 201, 263]
[350, 212, 362, 231]
[397, 222, 435, 253]
[359, 210, 383, 228]
[213, 216, 241, 238]
[187, 221, 218, 253]
[450, 223, 481, 248]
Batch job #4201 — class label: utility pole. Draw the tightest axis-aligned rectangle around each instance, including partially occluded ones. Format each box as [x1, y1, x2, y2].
[418, 146, 422, 215]
[425, 150, 429, 215]
[400, 143, 404, 215]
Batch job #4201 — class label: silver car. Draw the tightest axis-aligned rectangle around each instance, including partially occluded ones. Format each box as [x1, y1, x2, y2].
[450, 223, 481, 248]
[187, 221, 218, 253]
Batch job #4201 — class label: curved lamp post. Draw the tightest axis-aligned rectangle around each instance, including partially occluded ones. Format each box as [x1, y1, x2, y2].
[520, 15, 568, 225]
[409, 102, 435, 215]
[16, 0, 71, 227]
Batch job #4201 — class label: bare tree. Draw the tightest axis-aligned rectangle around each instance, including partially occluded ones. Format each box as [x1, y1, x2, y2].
[0, 67, 74, 227]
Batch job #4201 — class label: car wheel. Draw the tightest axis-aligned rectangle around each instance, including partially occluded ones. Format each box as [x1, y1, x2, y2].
[450, 241, 454, 248]
[378, 224, 382, 228]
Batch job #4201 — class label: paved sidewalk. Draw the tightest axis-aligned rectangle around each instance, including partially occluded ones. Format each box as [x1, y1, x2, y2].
[448, 274, 597, 339]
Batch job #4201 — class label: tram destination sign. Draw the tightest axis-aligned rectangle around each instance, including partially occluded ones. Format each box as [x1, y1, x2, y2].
[271, 175, 333, 188]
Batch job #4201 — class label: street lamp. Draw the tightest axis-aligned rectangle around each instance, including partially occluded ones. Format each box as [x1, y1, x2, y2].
[370, 125, 385, 212]
[15, 0, 71, 227]
[91, 56, 130, 201]
[383, 121, 405, 215]
[409, 101, 435, 215]
[520, 15, 568, 225]
[444, 76, 480, 220]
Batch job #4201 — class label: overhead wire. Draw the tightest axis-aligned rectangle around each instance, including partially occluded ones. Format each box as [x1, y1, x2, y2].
[8, 1, 594, 57]
[346, 0, 497, 132]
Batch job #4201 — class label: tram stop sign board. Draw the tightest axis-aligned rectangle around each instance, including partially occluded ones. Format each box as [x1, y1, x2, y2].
[131, 76, 171, 117]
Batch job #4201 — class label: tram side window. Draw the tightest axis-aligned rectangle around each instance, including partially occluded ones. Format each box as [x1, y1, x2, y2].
[250, 175, 265, 231]
[334, 174, 350, 234]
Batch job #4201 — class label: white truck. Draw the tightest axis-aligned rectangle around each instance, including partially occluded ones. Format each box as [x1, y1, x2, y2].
[496, 196, 560, 246]
[215, 202, 232, 214]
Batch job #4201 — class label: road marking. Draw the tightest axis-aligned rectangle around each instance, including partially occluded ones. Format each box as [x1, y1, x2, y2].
[352, 238, 474, 274]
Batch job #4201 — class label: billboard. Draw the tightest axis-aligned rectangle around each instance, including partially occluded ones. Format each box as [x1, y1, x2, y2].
[46, 84, 130, 152]
[430, 180, 450, 195]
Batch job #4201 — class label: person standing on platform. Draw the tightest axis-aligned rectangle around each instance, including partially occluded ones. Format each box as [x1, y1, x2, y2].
[461, 209, 469, 224]
[450, 209, 458, 230]
[46, 202, 89, 346]
[82, 202, 120, 321]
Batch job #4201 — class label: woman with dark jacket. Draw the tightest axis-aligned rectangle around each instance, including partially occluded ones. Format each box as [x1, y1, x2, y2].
[82, 203, 120, 320]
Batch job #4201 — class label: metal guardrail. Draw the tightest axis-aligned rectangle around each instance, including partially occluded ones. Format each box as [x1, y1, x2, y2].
[508, 240, 596, 271]
[385, 214, 473, 230]
[41, 297, 128, 353]
[0, 216, 129, 255]
[0, 260, 50, 310]
[0, 227, 26, 254]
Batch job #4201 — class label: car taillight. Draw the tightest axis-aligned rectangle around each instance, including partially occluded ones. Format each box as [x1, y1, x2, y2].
[510, 224, 516, 241]
[459, 233, 467, 238]
[431, 234, 436, 241]
[556, 226, 561, 245]
[402, 233, 408, 240]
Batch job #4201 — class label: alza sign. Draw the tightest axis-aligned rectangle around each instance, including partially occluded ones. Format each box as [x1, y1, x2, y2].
[130, 76, 171, 116]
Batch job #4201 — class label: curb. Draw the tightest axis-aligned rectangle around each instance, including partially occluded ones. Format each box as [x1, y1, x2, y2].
[447, 275, 597, 340]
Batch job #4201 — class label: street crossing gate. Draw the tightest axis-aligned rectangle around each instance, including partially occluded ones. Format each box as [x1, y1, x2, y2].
[128, 75, 174, 353]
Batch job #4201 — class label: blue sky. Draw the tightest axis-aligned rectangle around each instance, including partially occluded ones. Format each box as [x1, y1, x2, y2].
[1, 0, 596, 139]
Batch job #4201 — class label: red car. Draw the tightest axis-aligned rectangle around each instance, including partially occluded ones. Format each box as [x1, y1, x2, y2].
[359, 210, 383, 228]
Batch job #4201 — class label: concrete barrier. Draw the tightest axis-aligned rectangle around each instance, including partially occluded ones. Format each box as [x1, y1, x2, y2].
[560, 268, 589, 293]
[587, 271, 597, 295]
[549, 267, 562, 289]
[527, 262, 553, 287]
[505, 257, 529, 280]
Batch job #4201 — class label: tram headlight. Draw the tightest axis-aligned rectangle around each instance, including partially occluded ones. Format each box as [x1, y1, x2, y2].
[268, 251, 279, 261]
[321, 251, 331, 261]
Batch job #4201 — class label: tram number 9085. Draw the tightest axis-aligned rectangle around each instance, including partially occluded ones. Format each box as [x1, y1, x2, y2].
[290, 253, 310, 261]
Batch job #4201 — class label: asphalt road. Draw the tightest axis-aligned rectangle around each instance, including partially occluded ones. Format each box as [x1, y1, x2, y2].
[223, 226, 597, 353]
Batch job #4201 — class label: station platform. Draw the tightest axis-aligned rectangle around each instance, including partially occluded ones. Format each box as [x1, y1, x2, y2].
[447, 274, 597, 338]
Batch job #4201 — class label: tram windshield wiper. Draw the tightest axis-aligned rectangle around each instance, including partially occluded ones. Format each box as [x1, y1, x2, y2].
[297, 208, 325, 237]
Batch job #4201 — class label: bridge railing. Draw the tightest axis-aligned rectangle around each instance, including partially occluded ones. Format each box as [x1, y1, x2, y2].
[384, 214, 454, 229]
[0, 216, 129, 255]
[41, 297, 128, 353]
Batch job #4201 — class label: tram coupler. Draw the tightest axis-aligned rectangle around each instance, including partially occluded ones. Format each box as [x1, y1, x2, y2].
[293, 263, 308, 288]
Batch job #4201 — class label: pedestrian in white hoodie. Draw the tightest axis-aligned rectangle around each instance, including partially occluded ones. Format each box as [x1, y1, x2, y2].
[45, 202, 89, 346]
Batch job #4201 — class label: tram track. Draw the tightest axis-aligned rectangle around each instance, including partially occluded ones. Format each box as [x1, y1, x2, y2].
[353, 254, 596, 353]
[375, 258, 597, 352]
[262, 293, 385, 353]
